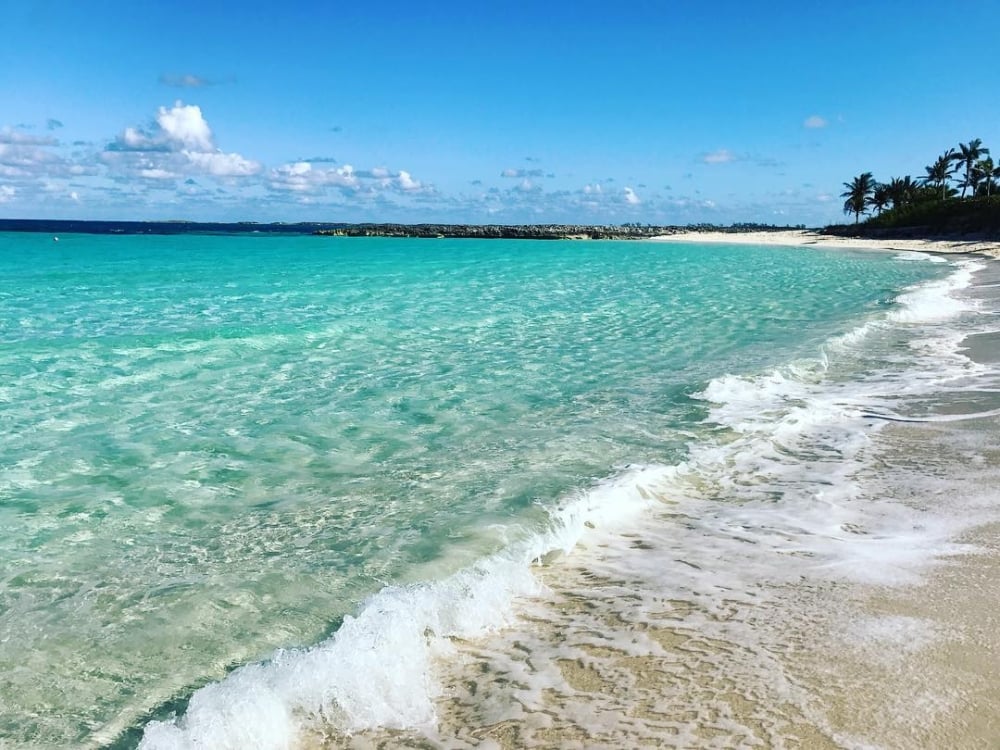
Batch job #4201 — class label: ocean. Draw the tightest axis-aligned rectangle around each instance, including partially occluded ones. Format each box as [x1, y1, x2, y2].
[1, 233, 997, 748]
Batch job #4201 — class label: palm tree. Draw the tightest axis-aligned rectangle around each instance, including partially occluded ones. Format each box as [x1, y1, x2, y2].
[886, 176, 920, 209]
[974, 157, 997, 198]
[869, 182, 890, 214]
[956, 139, 990, 197]
[965, 168, 984, 198]
[841, 172, 876, 223]
[923, 151, 958, 200]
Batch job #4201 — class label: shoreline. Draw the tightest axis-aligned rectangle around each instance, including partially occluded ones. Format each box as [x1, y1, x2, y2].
[425, 257, 1000, 749]
[651, 229, 1000, 259]
[5, 220, 999, 256]
[8, 228, 998, 748]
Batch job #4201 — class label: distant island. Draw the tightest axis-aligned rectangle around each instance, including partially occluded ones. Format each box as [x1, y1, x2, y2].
[0, 219, 805, 240]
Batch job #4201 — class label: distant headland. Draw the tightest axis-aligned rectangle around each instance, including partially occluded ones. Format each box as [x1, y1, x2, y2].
[0, 219, 805, 240]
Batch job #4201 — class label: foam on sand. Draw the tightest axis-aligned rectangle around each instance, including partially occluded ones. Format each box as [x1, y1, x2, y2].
[413, 248, 1000, 748]
[138, 466, 667, 749]
[139, 255, 1000, 749]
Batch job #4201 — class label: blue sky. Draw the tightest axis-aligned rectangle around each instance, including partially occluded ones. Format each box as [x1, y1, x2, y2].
[3, 0, 999, 225]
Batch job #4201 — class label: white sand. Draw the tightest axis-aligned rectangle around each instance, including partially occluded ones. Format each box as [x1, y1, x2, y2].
[651, 230, 1000, 259]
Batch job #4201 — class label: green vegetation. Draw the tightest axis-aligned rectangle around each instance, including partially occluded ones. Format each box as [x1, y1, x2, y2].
[831, 138, 1000, 236]
[840, 172, 876, 223]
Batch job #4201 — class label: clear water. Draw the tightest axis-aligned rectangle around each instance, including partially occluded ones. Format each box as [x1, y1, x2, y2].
[0, 233, 968, 747]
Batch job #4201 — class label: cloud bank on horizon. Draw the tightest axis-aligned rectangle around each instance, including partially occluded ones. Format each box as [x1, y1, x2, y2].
[3, 0, 999, 225]
[0, 99, 836, 225]
[0, 101, 692, 224]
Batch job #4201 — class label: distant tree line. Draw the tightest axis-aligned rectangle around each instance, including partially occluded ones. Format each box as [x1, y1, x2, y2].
[840, 138, 995, 223]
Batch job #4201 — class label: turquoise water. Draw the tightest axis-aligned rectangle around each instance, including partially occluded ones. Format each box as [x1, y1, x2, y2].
[0, 234, 952, 747]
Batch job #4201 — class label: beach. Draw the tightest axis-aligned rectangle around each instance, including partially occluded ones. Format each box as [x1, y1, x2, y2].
[6, 2, 1000, 745]
[1, 233, 998, 748]
[653, 229, 1000, 260]
[356, 246, 1000, 749]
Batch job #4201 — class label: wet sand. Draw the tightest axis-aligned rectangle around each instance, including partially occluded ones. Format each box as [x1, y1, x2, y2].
[302, 244, 1000, 750]
[419, 417, 1000, 749]
[435, 253, 1000, 749]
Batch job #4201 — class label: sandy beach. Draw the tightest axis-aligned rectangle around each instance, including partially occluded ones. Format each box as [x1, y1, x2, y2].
[652, 230, 1000, 260]
[416, 251, 1000, 750]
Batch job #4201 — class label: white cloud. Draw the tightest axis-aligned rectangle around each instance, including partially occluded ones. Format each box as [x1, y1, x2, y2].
[268, 161, 360, 193]
[0, 129, 58, 146]
[139, 168, 177, 180]
[0, 135, 88, 181]
[0, 185, 15, 202]
[157, 102, 214, 151]
[69, 190, 80, 202]
[267, 161, 316, 192]
[583, 183, 602, 195]
[120, 127, 157, 150]
[184, 150, 260, 177]
[106, 102, 260, 180]
[286, 162, 312, 176]
[623, 186, 640, 205]
[397, 170, 421, 191]
[266, 159, 431, 202]
[501, 168, 544, 179]
[702, 149, 736, 164]
[804, 115, 828, 129]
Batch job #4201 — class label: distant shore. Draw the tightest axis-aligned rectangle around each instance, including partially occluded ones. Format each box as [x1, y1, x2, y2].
[653, 229, 1000, 260]
[3, 219, 998, 258]
[0, 219, 799, 241]
[311, 223, 792, 240]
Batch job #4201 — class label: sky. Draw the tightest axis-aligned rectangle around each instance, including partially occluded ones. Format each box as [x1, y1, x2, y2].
[3, 0, 1000, 226]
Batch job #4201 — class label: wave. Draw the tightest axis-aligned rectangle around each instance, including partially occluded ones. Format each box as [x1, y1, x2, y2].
[137, 257, 989, 749]
[893, 250, 948, 263]
[138, 465, 668, 749]
[693, 259, 983, 456]
[671, 258, 988, 583]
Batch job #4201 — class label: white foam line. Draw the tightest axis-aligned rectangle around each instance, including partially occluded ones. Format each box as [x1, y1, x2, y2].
[139, 256, 991, 749]
[862, 408, 1000, 423]
[889, 258, 982, 324]
[138, 466, 662, 749]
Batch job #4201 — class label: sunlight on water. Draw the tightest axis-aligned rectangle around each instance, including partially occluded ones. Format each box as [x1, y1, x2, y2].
[0, 232, 963, 747]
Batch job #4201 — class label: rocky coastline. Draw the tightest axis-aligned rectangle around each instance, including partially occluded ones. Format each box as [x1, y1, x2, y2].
[0, 219, 803, 239]
[311, 222, 803, 240]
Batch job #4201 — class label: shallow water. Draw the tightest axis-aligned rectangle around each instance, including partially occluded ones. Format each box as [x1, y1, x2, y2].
[0, 233, 995, 748]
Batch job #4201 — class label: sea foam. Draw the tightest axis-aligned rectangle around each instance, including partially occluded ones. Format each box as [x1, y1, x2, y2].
[139, 466, 664, 748]
[138, 256, 991, 748]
